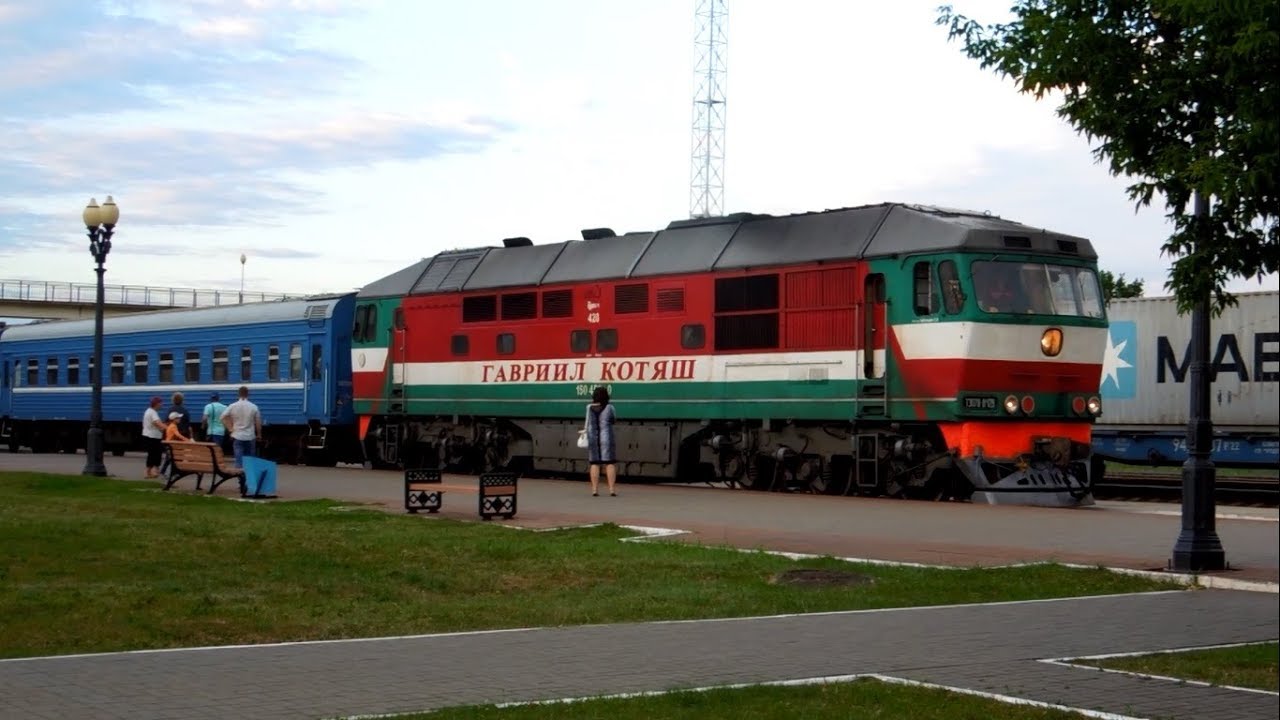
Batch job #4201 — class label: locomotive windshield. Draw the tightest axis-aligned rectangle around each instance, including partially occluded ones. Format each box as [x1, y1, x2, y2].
[972, 261, 1103, 318]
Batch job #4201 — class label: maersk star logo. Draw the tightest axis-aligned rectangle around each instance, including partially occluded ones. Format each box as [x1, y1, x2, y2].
[1100, 320, 1137, 399]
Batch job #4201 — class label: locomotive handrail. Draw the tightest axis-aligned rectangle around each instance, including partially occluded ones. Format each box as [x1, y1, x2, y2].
[0, 278, 303, 308]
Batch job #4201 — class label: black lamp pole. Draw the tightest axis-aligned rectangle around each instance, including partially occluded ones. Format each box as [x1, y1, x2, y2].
[1170, 191, 1226, 572]
[81, 196, 118, 477]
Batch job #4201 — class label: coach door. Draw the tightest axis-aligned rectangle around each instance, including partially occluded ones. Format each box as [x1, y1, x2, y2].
[306, 338, 326, 417]
[388, 306, 408, 414]
[857, 274, 887, 418]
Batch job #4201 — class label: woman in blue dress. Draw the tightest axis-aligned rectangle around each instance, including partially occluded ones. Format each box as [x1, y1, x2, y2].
[584, 386, 618, 496]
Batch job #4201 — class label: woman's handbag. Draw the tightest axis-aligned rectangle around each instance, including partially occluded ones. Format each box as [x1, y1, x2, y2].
[576, 427, 589, 449]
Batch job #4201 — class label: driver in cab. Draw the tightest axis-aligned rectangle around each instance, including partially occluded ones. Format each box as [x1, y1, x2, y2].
[979, 273, 1019, 313]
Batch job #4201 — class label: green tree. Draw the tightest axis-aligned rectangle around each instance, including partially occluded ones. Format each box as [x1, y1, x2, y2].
[1099, 269, 1145, 304]
[937, 1, 1279, 313]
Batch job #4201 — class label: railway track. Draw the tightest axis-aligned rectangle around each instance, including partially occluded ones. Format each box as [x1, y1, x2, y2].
[1093, 470, 1280, 507]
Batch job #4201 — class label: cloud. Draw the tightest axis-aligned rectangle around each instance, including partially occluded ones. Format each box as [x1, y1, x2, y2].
[0, 1, 366, 119]
[0, 0, 510, 257]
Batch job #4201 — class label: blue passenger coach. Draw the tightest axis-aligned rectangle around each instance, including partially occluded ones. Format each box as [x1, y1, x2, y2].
[0, 294, 360, 464]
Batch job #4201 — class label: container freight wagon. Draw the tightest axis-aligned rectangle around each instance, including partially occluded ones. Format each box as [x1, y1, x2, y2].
[0, 294, 361, 465]
[1092, 290, 1279, 467]
[352, 202, 1110, 507]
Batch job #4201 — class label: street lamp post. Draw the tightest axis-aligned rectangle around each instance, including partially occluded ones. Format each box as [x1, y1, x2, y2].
[82, 196, 119, 477]
[239, 253, 247, 304]
[1170, 191, 1226, 572]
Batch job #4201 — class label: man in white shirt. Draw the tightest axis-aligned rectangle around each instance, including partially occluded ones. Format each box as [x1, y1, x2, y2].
[221, 385, 262, 468]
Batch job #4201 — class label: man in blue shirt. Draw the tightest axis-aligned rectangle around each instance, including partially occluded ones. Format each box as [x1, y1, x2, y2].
[202, 392, 229, 452]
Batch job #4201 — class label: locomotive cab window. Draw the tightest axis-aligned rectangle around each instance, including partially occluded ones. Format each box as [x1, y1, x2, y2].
[450, 334, 469, 356]
[596, 328, 618, 352]
[496, 333, 516, 355]
[681, 324, 706, 349]
[912, 262, 935, 316]
[570, 329, 591, 353]
[938, 260, 965, 314]
[353, 303, 379, 342]
[392, 307, 406, 331]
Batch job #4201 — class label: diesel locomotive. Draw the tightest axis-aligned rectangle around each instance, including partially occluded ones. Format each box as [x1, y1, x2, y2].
[350, 203, 1108, 506]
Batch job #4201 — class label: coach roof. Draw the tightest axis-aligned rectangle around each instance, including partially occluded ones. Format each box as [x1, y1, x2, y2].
[0, 293, 352, 343]
[357, 202, 1097, 298]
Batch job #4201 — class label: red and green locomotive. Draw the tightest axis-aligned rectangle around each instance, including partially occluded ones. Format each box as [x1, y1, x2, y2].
[351, 203, 1107, 506]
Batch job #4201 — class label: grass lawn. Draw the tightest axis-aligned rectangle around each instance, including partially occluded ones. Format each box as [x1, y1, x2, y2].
[1, 471, 1177, 659]
[377, 678, 1083, 720]
[1091, 642, 1279, 692]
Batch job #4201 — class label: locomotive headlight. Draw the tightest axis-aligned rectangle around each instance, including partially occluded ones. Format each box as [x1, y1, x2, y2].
[1086, 396, 1102, 415]
[1040, 328, 1063, 357]
[1003, 394, 1020, 414]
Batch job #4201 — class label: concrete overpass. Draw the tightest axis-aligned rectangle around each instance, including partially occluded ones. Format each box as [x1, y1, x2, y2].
[0, 278, 302, 322]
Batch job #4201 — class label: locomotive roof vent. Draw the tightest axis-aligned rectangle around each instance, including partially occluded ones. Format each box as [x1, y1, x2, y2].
[502, 237, 533, 248]
[581, 227, 616, 240]
[1002, 235, 1033, 249]
[1056, 239, 1079, 254]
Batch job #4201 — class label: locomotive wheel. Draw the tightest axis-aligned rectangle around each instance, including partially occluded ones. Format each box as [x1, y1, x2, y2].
[743, 454, 775, 491]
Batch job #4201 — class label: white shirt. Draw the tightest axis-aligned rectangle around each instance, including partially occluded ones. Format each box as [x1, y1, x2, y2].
[222, 399, 261, 441]
[141, 407, 163, 439]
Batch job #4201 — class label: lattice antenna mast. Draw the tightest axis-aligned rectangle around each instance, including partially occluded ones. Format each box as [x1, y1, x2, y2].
[689, 0, 726, 219]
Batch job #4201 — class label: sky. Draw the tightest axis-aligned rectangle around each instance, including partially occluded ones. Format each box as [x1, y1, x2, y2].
[1, 0, 1276, 311]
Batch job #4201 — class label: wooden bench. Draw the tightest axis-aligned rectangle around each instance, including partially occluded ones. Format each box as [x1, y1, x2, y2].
[162, 441, 246, 496]
[405, 469, 518, 521]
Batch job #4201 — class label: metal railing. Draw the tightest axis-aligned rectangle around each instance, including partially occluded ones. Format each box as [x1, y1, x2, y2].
[0, 279, 302, 309]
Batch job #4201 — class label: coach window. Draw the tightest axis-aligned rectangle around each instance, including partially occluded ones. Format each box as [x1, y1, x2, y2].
[158, 353, 173, 383]
[110, 355, 125, 384]
[267, 345, 280, 381]
[46, 357, 58, 385]
[184, 350, 200, 382]
[912, 262, 935, 316]
[569, 329, 591, 353]
[680, 324, 705, 350]
[26, 359, 38, 386]
[311, 345, 323, 381]
[212, 348, 229, 382]
[938, 260, 965, 314]
[596, 328, 618, 353]
[241, 346, 252, 381]
[2, 361, 9, 388]
[496, 333, 516, 356]
[135, 353, 149, 384]
[68, 357, 81, 385]
[289, 343, 303, 381]
[450, 334, 469, 356]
